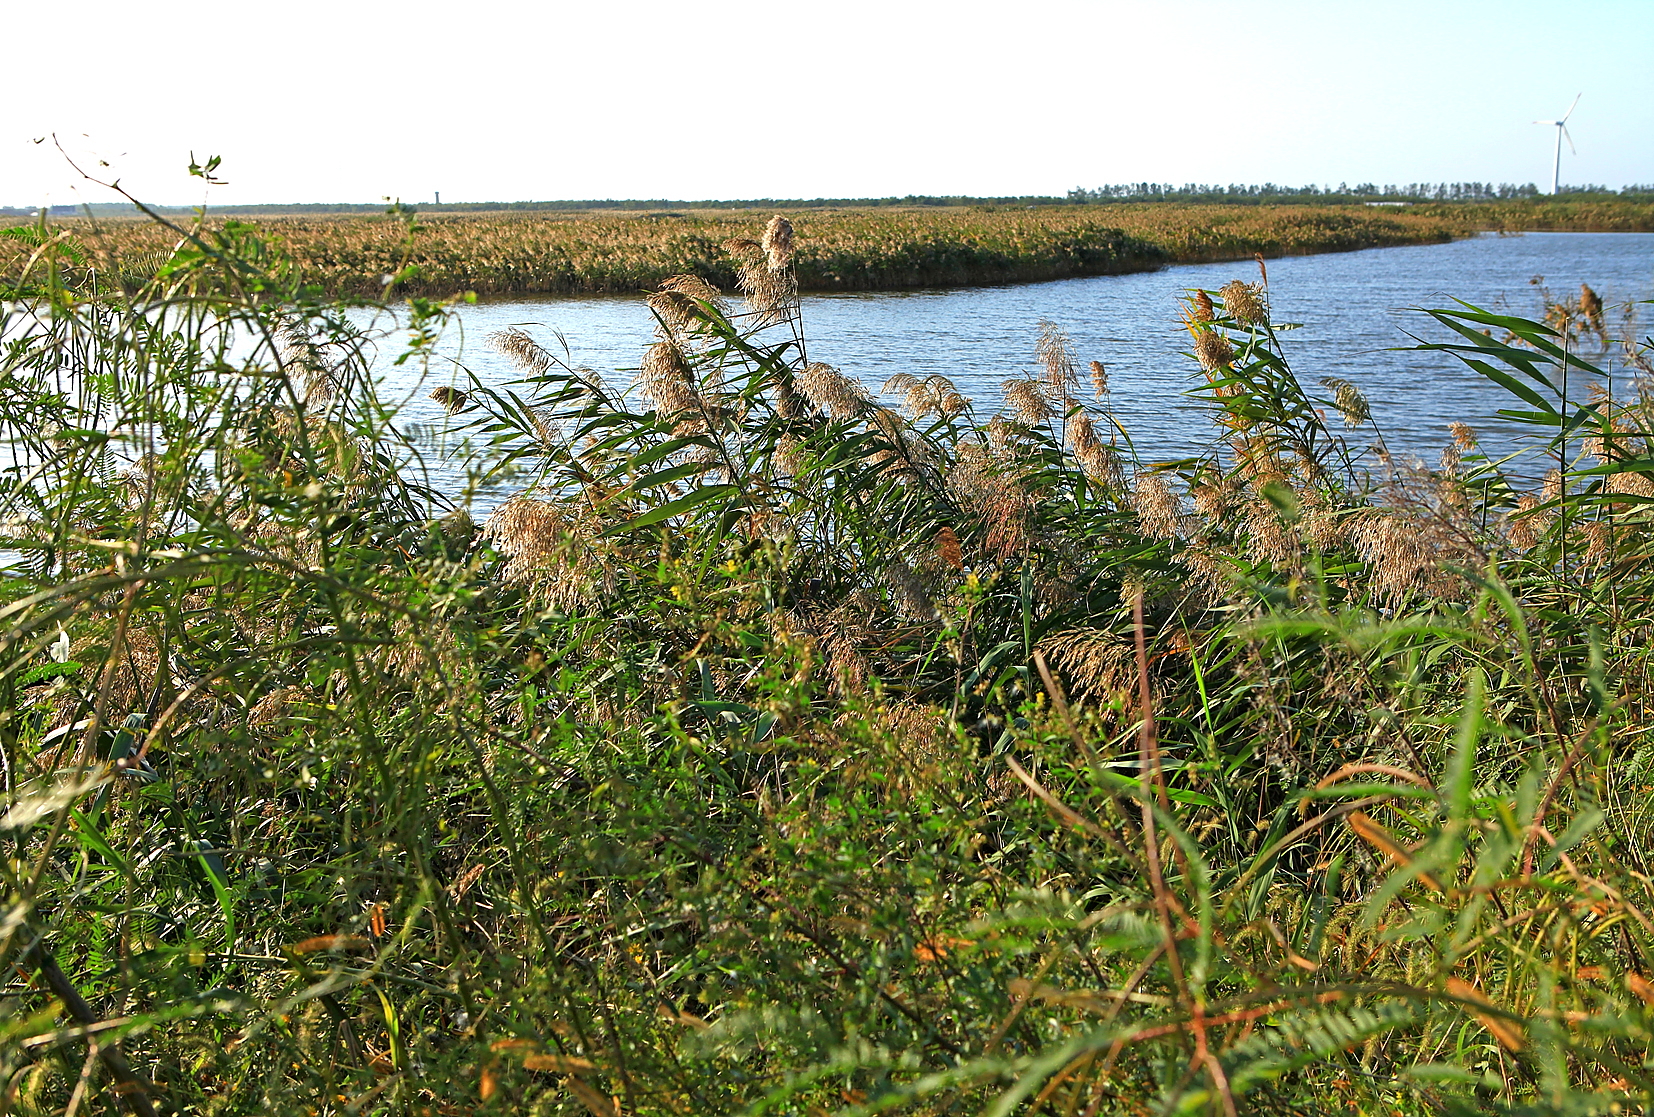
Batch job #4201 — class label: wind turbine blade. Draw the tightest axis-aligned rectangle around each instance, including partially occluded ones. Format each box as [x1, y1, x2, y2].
[1561, 92, 1582, 123]
[1563, 125, 1576, 155]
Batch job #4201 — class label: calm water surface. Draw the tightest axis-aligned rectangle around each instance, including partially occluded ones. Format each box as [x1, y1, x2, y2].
[392, 232, 1654, 503]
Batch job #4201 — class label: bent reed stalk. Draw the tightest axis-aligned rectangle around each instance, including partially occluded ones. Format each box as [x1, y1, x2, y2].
[3, 206, 1654, 1116]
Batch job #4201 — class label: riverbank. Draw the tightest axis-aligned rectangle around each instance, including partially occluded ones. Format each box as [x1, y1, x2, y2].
[7, 199, 1653, 297]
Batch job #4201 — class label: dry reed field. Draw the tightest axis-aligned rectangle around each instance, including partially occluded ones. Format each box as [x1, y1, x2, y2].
[0, 203, 1562, 298]
[6, 200, 1650, 299]
[5, 209, 1654, 1116]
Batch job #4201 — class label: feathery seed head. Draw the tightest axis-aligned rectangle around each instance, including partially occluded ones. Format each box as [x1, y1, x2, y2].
[798, 362, 869, 420]
[1191, 290, 1216, 323]
[1133, 471, 1182, 540]
[648, 277, 728, 341]
[1035, 319, 1078, 400]
[1507, 494, 1549, 550]
[1348, 512, 1432, 605]
[1221, 279, 1267, 326]
[1580, 283, 1603, 325]
[774, 434, 805, 478]
[1037, 627, 1134, 699]
[429, 386, 469, 415]
[1088, 359, 1109, 397]
[483, 497, 609, 609]
[934, 526, 963, 569]
[1190, 477, 1235, 521]
[1068, 411, 1109, 482]
[1606, 469, 1654, 501]
[490, 327, 554, 375]
[1439, 441, 1462, 476]
[762, 215, 795, 271]
[1449, 421, 1477, 451]
[1581, 521, 1611, 567]
[1003, 378, 1055, 424]
[640, 341, 700, 419]
[1543, 468, 1565, 504]
[1193, 329, 1235, 372]
[1319, 377, 1370, 427]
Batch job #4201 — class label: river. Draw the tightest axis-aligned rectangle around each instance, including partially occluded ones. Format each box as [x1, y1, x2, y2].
[386, 231, 1653, 502]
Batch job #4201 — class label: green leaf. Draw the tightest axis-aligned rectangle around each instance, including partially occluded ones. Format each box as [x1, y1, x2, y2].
[602, 484, 739, 535]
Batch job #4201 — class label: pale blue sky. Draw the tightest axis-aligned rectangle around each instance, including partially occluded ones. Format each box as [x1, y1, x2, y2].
[9, 0, 1652, 206]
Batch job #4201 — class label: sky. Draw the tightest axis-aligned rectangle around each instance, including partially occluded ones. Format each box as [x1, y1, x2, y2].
[8, 0, 1653, 208]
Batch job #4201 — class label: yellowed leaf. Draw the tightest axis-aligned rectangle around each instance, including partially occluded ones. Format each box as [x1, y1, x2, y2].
[523, 1054, 596, 1074]
[1446, 977, 1525, 1052]
[288, 934, 370, 955]
[564, 1074, 619, 1117]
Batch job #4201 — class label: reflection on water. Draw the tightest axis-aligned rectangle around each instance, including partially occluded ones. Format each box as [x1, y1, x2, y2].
[382, 232, 1653, 506]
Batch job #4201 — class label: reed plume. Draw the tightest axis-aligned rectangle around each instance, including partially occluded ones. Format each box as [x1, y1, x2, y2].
[1507, 494, 1548, 550]
[1068, 411, 1115, 484]
[483, 496, 608, 611]
[762, 215, 795, 271]
[798, 362, 868, 419]
[949, 439, 1030, 562]
[1580, 283, 1605, 335]
[1220, 279, 1268, 325]
[429, 386, 469, 414]
[730, 227, 797, 326]
[640, 340, 702, 423]
[1036, 319, 1078, 401]
[1088, 359, 1109, 397]
[490, 327, 557, 375]
[886, 560, 938, 622]
[1193, 329, 1234, 372]
[1003, 378, 1055, 424]
[933, 526, 963, 569]
[1037, 627, 1133, 699]
[885, 372, 968, 420]
[648, 274, 729, 342]
[1319, 377, 1370, 427]
[1132, 471, 1181, 540]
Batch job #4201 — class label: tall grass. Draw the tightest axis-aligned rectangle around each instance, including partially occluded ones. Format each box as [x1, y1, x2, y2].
[2, 207, 1654, 1117]
[7, 200, 1650, 300]
[0, 204, 1494, 299]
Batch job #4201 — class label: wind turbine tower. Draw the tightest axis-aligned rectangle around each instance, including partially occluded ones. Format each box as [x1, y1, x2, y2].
[1534, 94, 1580, 196]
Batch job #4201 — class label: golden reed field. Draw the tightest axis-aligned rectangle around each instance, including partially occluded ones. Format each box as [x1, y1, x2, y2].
[3, 198, 1654, 297]
[6, 199, 1650, 298]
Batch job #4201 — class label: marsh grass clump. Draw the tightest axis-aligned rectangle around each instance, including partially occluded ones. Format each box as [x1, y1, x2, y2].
[5, 204, 1654, 1117]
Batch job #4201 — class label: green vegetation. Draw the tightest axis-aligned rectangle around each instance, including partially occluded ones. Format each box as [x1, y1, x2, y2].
[3, 206, 1654, 1117]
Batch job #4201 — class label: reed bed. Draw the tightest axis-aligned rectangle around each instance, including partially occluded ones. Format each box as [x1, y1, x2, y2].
[3, 210, 1654, 1116]
[7, 200, 1649, 300]
[0, 204, 1498, 298]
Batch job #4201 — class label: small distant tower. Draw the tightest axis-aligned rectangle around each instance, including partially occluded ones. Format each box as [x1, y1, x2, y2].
[435, 191, 441, 206]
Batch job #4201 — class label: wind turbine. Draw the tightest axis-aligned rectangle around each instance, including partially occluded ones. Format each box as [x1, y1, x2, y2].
[1534, 94, 1580, 195]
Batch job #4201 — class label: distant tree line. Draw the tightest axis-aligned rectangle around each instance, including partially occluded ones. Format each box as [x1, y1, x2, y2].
[1066, 182, 1654, 204]
[4, 184, 1651, 219]
[1, 195, 1076, 218]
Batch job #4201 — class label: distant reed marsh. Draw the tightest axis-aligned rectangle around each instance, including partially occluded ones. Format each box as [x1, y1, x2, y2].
[19, 200, 1654, 300]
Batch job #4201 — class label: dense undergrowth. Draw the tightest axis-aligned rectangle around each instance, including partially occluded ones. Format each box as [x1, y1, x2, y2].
[3, 204, 1654, 1117]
